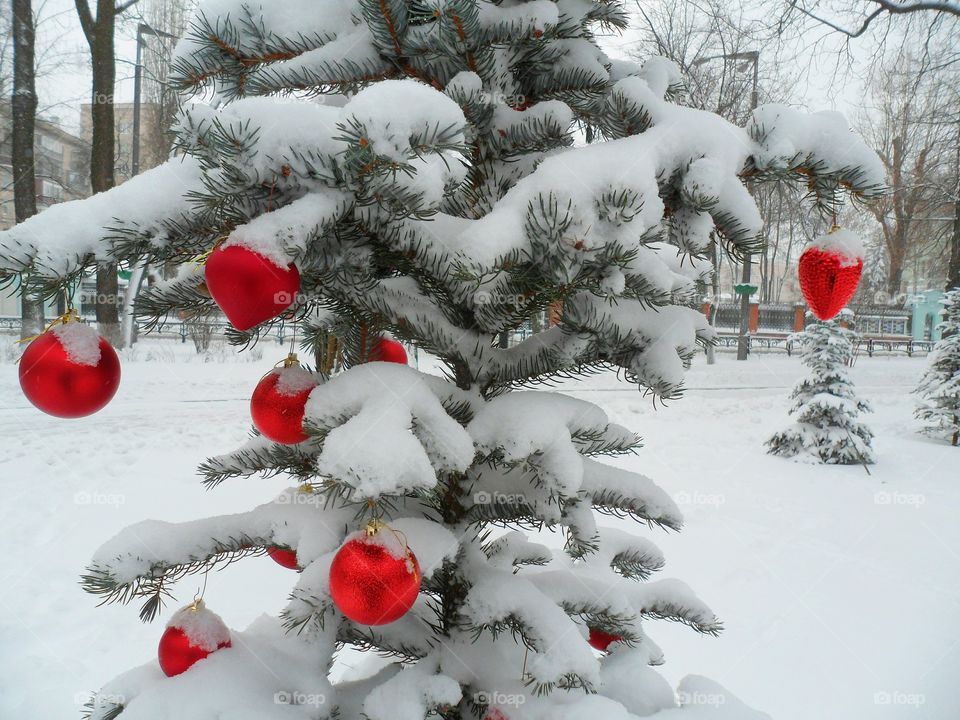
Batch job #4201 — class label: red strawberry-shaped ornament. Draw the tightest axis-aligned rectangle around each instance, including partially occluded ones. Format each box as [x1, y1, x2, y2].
[588, 627, 622, 652]
[329, 520, 421, 626]
[798, 228, 864, 321]
[158, 600, 231, 677]
[251, 354, 320, 444]
[19, 313, 121, 418]
[369, 337, 407, 365]
[267, 546, 299, 570]
[204, 243, 300, 331]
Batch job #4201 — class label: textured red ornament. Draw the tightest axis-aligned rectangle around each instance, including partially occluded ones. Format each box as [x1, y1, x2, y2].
[267, 546, 299, 570]
[250, 365, 318, 444]
[798, 247, 863, 321]
[369, 337, 407, 364]
[484, 710, 509, 720]
[19, 331, 120, 418]
[204, 244, 300, 331]
[157, 625, 231, 677]
[329, 533, 421, 625]
[588, 627, 622, 652]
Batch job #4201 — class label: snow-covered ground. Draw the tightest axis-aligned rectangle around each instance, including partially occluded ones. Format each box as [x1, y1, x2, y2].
[0, 339, 956, 719]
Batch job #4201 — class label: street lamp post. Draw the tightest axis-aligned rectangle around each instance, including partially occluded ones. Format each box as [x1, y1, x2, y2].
[132, 22, 177, 177]
[124, 23, 177, 349]
[692, 50, 760, 361]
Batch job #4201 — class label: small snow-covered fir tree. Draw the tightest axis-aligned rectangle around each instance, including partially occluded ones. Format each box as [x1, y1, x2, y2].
[0, 0, 883, 717]
[767, 313, 875, 464]
[915, 289, 960, 446]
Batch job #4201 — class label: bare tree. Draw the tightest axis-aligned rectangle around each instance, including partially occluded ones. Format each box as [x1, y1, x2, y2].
[785, 0, 960, 39]
[858, 56, 957, 298]
[949, 117, 960, 291]
[75, 0, 139, 347]
[12, 0, 44, 338]
[136, 0, 193, 166]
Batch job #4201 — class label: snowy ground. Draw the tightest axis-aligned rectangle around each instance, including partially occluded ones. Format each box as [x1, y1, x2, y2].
[0, 338, 957, 719]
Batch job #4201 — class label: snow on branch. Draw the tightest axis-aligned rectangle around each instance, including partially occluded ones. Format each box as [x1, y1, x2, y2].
[304, 363, 476, 497]
[580, 458, 683, 530]
[0, 156, 203, 277]
[82, 489, 356, 620]
[469, 390, 635, 496]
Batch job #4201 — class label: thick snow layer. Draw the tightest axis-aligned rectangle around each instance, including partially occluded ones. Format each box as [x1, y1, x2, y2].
[0, 156, 203, 275]
[809, 227, 866, 265]
[166, 601, 231, 652]
[749, 105, 886, 189]
[273, 364, 320, 397]
[51, 321, 102, 366]
[345, 80, 467, 163]
[303, 363, 475, 497]
[1, 346, 958, 719]
[224, 191, 352, 267]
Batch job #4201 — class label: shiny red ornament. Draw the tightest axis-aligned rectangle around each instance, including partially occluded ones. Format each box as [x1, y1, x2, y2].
[19, 323, 120, 418]
[204, 244, 300, 331]
[369, 337, 407, 364]
[250, 357, 319, 444]
[158, 600, 231, 677]
[329, 525, 421, 626]
[267, 546, 299, 570]
[799, 247, 863, 321]
[588, 627, 622, 652]
[484, 710, 509, 720]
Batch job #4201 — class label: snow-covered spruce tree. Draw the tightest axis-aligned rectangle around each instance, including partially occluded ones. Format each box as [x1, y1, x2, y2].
[767, 313, 875, 464]
[0, 1, 883, 717]
[915, 289, 960, 446]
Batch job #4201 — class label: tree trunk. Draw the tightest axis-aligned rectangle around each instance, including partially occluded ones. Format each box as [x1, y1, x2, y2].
[80, 0, 123, 346]
[12, 0, 45, 339]
[886, 243, 905, 301]
[948, 124, 960, 292]
[949, 195, 960, 292]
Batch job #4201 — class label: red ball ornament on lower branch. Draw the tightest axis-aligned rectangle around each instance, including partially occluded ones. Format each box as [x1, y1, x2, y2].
[267, 546, 299, 570]
[250, 354, 320, 444]
[368, 337, 408, 365]
[798, 228, 864, 321]
[158, 600, 231, 677]
[204, 243, 300, 331]
[19, 317, 121, 418]
[329, 520, 421, 625]
[588, 627, 622, 652]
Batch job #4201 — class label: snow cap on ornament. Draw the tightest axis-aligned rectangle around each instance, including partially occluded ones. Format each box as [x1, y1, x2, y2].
[158, 599, 232, 677]
[251, 353, 321, 444]
[18, 310, 121, 418]
[799, 227, 865, 321]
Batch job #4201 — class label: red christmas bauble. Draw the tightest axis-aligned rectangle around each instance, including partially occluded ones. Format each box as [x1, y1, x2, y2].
[19, 322, 120, 418]
[799, 247, 863, 321]
[250, 361, 319, 444]
[204, 244, 300, 331]
[329, 528, 421, 625]
[369, 337, 407, 364]
[158, 601, 231, 677]
[588, 627, 622, 652]
[484, 710, 509, 720]
[267, 546, 299, 569]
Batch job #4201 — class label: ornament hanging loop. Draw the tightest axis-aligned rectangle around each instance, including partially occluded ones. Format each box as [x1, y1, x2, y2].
[191, 570, 209, 610]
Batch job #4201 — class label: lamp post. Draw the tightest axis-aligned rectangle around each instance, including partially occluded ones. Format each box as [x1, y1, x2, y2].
[132, 22, 177, 177]
[124, 23, 177, 348]
[692, 50, 760, 361]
